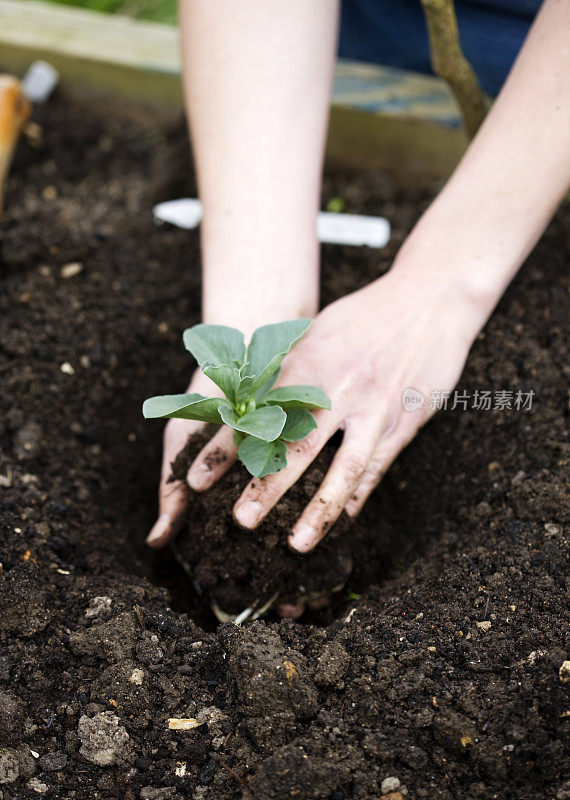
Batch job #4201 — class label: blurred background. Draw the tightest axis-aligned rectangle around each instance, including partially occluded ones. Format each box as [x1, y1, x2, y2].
[46, 0, 177, 23]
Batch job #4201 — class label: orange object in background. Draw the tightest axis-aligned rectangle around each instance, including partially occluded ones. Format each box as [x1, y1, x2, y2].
[0, 75, 31, 218]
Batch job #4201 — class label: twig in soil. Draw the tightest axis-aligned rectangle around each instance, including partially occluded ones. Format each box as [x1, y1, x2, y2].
[217, 758, 254, 796]
[133, 604, 145, 629]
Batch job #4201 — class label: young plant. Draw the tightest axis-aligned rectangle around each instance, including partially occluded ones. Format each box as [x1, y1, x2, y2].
[143, 319, 330, 478]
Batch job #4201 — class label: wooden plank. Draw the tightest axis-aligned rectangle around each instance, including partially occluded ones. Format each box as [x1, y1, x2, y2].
[0, 0, 182, 104]
[0, 0, 467, 176]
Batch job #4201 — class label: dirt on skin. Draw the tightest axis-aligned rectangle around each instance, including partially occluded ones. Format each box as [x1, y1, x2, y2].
[0, 91, 569, 800]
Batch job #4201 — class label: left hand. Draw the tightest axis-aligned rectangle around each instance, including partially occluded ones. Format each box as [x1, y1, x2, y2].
[185, 259, 486, 553]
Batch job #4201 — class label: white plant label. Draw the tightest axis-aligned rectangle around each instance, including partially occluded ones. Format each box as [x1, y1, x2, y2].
[21, 61, 60, 104]
[153, 198, 390, 249]
[316, 211, 390, 248]
[153, 198, 203, 230]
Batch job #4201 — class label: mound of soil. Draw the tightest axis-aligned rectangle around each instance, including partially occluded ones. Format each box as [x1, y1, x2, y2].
[0, 92, 568, 800]
[170, 432, 395, 615]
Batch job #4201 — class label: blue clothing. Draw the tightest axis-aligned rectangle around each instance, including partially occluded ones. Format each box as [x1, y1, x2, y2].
[339, 0, 542, 96]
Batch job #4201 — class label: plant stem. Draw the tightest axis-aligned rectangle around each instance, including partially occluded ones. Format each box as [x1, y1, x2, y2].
[420, 0, 488, 139]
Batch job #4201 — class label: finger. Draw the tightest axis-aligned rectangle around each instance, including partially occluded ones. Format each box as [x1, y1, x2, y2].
[233, 411, 338, 529]
[147, 418, 200, 548]
[344, 423, 417, 518]
[186, 425, 237, 491]
[276, 594, 331, 619]
[277, 602, 306, 619]
[288, 420, 381, 553]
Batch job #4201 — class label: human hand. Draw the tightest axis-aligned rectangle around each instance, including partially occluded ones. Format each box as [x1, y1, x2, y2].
[172, 263, 485, 556]
[146, 368, 229, 548]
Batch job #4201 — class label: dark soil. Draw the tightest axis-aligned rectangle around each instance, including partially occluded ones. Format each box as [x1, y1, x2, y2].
[0, 91, 568, 800]
[170, 431, 395, 616]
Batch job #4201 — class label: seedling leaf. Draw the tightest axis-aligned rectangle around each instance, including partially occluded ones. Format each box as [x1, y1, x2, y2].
[203, 363, 241, 403]
[253, 368, 281, 403]
[238, 436, 288, 478]
[234, 375, 256, 406]
[244, 319, 311, 390]
[183, 324, 245, 369]
[281, 408, 317, 442]
[263, 385, 331, 410]
[144, 320, 330, 478]
[219, 404, 286, 442]
[143, 394, 231, 423]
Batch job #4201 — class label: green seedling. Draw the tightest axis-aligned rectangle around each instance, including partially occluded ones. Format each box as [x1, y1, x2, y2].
[326, 196, 346, 213]
[143, 319, 330, 478]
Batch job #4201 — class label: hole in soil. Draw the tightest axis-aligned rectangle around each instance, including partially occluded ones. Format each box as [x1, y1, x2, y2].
[125, 430, 438, 631]
[124, 426, 422, 630]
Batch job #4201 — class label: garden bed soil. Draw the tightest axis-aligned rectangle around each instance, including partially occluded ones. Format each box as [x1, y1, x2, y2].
[170, 430, 395, 616]
[0, 92, 568, 800]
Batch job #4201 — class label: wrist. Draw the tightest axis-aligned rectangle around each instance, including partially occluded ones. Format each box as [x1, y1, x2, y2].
[389, 198, 520, 339]
[203, 283, 318, 338]
[202, 257, 319, 340]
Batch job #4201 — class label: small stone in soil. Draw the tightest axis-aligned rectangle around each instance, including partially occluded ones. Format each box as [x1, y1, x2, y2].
[60, 262, 83, 278]
[381, 776, 401, 793]
[27, 778, 49, 794]
[77, 712, 129, 766]
[85, 596, 112, 619]
[559, 660, 570, 683]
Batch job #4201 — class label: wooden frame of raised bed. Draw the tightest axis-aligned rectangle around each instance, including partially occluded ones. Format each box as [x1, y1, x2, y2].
[0, 0, 468, 180]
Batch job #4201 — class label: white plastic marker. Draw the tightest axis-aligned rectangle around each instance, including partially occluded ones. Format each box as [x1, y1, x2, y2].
[21, 61, 60, 104]
[153, 198, 390, 249]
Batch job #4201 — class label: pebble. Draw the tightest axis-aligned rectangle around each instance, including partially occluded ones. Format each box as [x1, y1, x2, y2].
[559, 661, 570, 684]
[28, 778, 48, 794]
[60, 262, 83, 279]
[129, 668, 145, 686]
[476, 621, 492, 632]
[545, 523, 560, 536]
[85, 596, 112, 620]
[77, 712, 129, 766]
[381, 777, 401, 793]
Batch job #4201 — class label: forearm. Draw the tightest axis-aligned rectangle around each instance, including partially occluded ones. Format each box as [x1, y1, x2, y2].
[394, 0, 570, 329]
[179, 0, 339, 336]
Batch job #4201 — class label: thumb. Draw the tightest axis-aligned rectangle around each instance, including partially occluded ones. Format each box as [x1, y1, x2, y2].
[146, 417, 203, 548]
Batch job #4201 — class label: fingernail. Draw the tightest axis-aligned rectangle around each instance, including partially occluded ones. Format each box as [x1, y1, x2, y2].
[277, 603, 306, 619]
[187, 463, 213, 491]
[233, 500, 263, 529]
[147, 513, 171, 546]
[289, 522, 316, 553]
